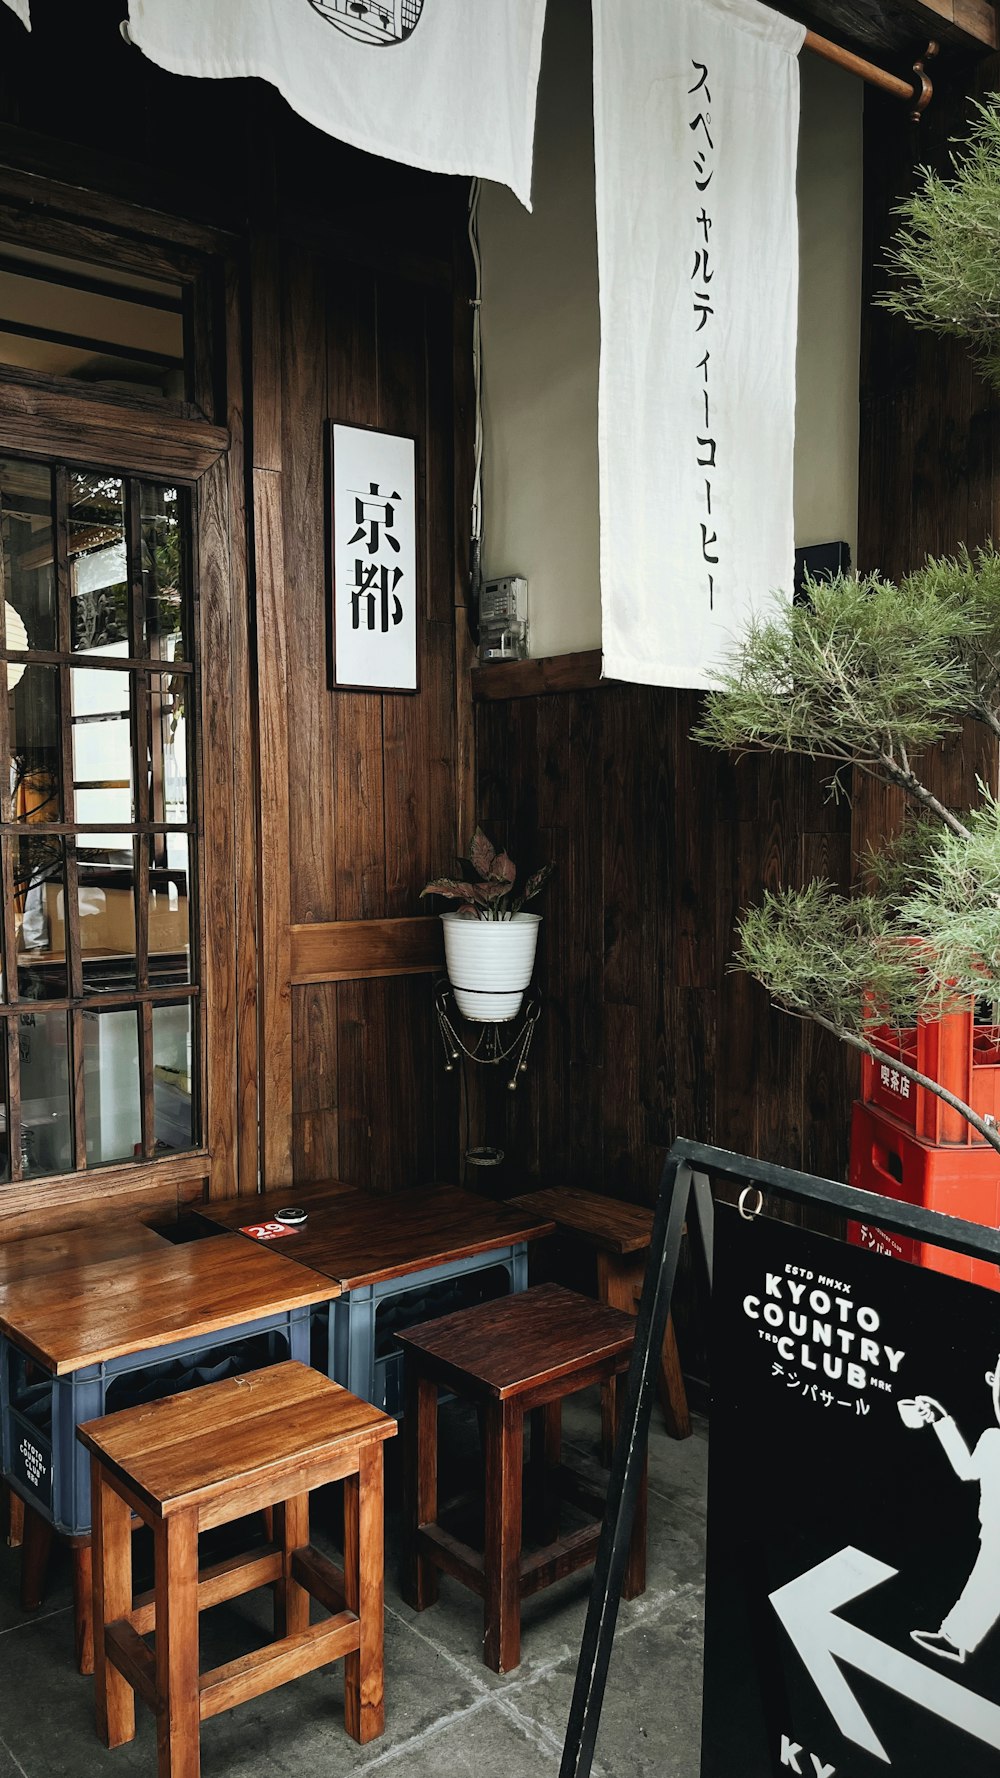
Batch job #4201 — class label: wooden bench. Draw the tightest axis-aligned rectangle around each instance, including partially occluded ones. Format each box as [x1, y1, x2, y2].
[78, 1362, 396, 1777]
[398, 1282, 645, 1674]
[512, 1186, 692, 1447]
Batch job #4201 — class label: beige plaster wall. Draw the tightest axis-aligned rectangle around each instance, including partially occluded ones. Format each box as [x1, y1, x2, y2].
[478, 6, 863, 658]
[793, 55, 863, 567]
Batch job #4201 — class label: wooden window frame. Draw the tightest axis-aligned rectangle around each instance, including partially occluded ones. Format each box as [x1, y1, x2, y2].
[0, 461, 202, 1185]
[0, 196, 228, 478]
[0, 187, 246, 1226]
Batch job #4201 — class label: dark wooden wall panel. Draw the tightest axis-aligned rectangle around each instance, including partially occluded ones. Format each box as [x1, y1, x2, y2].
[476, 689, 854, 1204]
[276, 252, 463, 1194]
[854, 65, 1000, 870]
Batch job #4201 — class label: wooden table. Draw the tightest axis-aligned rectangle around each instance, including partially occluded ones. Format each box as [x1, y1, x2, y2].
[0, 1221, 340, 1670]
[512, 1185, 692, 1443]
[0, 1219, 167, 1287]
[0, 1221, 169, 1555]
[196, 1183, 555, 1413]
[0, 1230, 339, 1379]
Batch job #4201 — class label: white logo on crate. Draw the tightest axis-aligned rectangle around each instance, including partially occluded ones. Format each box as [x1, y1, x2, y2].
[18, 1436, 46, 1488]
[879, 1065, 911, 1100]
[858, 1224, 906, 1262]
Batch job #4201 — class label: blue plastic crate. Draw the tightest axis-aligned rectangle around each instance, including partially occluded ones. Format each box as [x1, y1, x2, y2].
[1, 1303, 313, 1536]
[325, 1245, 529, 1413]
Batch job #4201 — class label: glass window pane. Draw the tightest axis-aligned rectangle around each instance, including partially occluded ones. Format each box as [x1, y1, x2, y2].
[141, 484, 188, 663]
[149, 850, 191, 987]
[153, 1000, 195, 1153]
[0, 458, 56, 652]
[78, 852, 137, 995]
[11, 664, 62, 822]
[83, 1007, 140, 1166]
[148, 674, 189, 826]
[69, 472, 128, 655]
[70, 665, 133, 831]
[0, 244, 185, 404]
[18, 1009, 72, 1177]
[14, 835, 67, 1000]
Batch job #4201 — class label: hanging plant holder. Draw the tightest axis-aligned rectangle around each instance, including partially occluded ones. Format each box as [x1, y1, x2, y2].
[435, 983, 540, 1092]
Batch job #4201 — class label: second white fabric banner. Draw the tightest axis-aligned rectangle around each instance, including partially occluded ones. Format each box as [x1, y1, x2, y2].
[593, 0, 805, 689]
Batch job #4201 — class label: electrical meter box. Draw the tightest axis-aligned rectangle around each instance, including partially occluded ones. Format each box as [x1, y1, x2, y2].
[479, 576, 528, 662]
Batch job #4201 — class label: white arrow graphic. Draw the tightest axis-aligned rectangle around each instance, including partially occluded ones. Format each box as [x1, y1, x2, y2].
[770, 1546, 1000, 1765]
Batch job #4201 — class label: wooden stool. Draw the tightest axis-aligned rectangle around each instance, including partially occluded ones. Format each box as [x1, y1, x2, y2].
[3, 1481, 24, 1548]
[398, 1283, 646, 1674]
[78, 1362, 396, 1778]
[513, 1186, 692, 1448]
[16, 1502, 94, 1671]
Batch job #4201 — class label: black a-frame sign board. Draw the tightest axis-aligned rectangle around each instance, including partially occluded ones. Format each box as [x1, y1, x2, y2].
[559, 1138, 1000, 1778]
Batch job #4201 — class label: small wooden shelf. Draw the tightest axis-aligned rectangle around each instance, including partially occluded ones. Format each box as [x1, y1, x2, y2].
[471, 649, 606, 702]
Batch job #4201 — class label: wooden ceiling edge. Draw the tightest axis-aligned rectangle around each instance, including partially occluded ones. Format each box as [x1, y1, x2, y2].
[927, 0, 998, 52]
[783, 0, 996, 57]
[0, 151, 239, 255]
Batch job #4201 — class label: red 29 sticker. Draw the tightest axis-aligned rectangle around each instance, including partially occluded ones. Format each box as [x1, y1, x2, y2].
[238, 1221, 298, 1242]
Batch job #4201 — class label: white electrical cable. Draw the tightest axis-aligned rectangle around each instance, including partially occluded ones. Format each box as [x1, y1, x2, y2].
[467, 177, 484, 551]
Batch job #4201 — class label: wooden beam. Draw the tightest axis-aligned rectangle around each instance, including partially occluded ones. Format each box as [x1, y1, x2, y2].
[780, 0, 996, 54]
[471, 650, 606, 703]
[129, 1547, 284, 1637]
[0, 155, 238, 256]
[0, 372, 228, 480]
[289, 917, 444, 985]
[0, 1154, 208, 1243]
[104, 1620, 158, 1712]
[915, 0, 996, 50]
[199, 1613, 360, 1719]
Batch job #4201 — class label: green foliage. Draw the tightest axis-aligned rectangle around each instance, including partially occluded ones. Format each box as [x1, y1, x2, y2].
[902, 544, 1000, 736]
[421, 827, 554, 921]
[701, 561, 1000, 1145]
[693, 571, 970, 797]
[856, 813, 938, 900]
[899, 792, 1000, 1008]
[735, 882, 920, 1034]
[881, 99, 1000, 390]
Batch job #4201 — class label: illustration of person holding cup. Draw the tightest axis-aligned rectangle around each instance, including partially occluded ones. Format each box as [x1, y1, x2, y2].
[902, 1359, 1000, 1664]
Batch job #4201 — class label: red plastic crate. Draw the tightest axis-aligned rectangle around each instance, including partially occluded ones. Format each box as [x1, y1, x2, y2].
[863, 1003, 1000, 1145]
[848, 1100, 1000, 1291]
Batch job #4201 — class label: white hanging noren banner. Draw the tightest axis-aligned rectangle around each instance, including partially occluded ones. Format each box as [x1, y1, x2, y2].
[127, 0, 547, 209]
[593, 0, 804, 690]
[1, 0, 31, 28]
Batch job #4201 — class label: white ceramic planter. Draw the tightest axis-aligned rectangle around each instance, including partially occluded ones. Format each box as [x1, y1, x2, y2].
[441, 911, 541, 1022]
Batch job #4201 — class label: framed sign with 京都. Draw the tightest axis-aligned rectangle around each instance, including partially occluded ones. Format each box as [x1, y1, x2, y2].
[328, 420, 418, 692]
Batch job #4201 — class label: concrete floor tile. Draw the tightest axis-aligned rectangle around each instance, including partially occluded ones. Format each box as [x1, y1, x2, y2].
[503, 1600, 705, 1778]
[0, 1736, 29, 1778]
[590, 1610, 705, 1778]
[0, 1395, 708, 1778]
[353, 1693, 564, 1775]
[0, 1532, 73, 1635]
